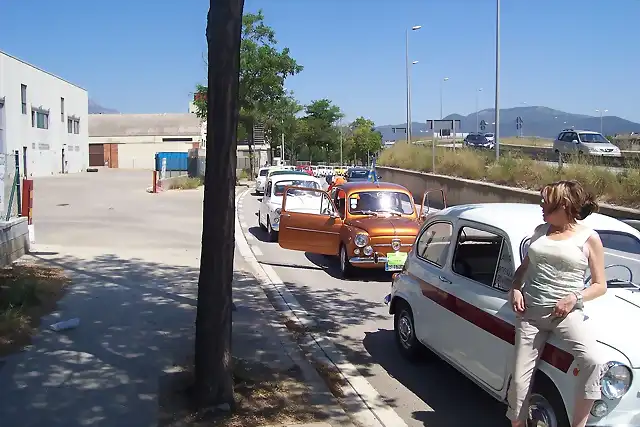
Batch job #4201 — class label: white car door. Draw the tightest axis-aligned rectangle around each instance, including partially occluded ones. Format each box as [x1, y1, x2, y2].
[408, 220, 455, 346]
[260, 181, 273, 226]
[437, 220, 515, 391]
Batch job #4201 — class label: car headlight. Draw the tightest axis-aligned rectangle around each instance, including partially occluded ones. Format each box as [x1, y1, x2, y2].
[354, 233, 369, 248]
[601, 361, 632, 399]
[275, 208, 281, 215]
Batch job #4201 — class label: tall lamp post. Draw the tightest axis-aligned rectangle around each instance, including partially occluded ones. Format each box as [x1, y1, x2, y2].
[476, 87, 483, 132]
[596, 109, 608, 134]
[406, 25, 421, 144]
[494, 0, 501, 159]
[440, 77, 449, 119]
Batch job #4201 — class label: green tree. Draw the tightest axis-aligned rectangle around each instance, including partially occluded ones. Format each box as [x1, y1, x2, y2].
[346, 117, 383, 164]
[194, 0, 244, 410]
[299, 99, 343, 162]
[194, 10, 303, 174]
[263, 92, 302, 161]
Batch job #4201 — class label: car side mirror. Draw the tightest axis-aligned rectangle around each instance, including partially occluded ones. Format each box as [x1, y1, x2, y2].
[258, 198, 262, 202]
[572, 139, 579, 144]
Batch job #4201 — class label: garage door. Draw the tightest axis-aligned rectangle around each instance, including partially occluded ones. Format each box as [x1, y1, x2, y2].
[89, 144, 104, 166]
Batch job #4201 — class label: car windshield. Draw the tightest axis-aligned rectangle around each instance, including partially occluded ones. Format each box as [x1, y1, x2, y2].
[259, 169, 268, 176]
[274, 180, 320, 196]
[521, 230, 640, 287]
[579, 133, 609, 143]
[348, 191, 414, 215]
[349, 169, 369, 178]
[469, 135, 485, 141]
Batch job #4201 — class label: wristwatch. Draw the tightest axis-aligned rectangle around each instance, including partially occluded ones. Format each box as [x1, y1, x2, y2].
[573, 291, 584, 309]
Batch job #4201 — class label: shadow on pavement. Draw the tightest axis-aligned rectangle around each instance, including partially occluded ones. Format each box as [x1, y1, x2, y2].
[247, 226, 273, 243]
[304, 253, 394, 282]
[360, 329, 509, 427]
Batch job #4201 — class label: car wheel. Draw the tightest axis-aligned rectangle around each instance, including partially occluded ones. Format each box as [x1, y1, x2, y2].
[528, 376, 570, 427]
[267, 216, 277, 242]
[339, 244, 354, 279]
[394, 301, 425, 362]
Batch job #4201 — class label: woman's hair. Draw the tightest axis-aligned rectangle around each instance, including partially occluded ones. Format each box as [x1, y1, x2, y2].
[540, 180, 599, 220]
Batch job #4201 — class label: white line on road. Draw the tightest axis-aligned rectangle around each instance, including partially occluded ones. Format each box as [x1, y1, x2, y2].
[234, 188, 408, 427]
[251, 244, 263, 256]
[240, 221, 248, 229]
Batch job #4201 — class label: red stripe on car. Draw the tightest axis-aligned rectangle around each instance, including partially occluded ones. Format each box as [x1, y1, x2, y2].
[414, 274, 574, 373]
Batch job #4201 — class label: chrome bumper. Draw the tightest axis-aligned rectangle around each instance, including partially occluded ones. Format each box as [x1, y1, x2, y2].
[349, 256, 388, 265]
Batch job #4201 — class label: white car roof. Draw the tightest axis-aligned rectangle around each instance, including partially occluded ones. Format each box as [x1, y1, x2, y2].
[436, 203, 640, 244]
[269, 174, 323, 185]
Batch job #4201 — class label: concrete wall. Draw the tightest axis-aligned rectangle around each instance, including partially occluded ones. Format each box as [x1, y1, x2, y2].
[89, 136, 198, 169]
[377, 166, 640, 221]
[0, 217, 29, 266]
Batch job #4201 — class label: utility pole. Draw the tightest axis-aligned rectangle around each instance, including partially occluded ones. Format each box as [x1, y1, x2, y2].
[494, 0, 501, 159]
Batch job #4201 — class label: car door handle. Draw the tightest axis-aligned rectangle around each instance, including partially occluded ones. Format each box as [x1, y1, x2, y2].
[438, 275, 452, 284]
[282, 213, 291, 218]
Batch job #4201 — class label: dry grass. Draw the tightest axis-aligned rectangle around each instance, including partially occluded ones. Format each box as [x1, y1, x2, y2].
[158, 357, 328, 427]
[500, 136, 553, 147]
[168, 177, 203, 190]
[0, 263, 70, 356]
[378, 142, 640, 209]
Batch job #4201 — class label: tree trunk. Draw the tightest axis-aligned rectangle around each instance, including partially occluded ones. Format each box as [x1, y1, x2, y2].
[248, 119, 255, 174]
[194, 0, 244, 409]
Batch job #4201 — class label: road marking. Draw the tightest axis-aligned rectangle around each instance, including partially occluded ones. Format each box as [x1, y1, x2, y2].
[251, 244, 263, 256]
[605, 251, 640, 263]
[235, 189, 409, 427]
[240, 221, 248, 229]
[245, 232, 256, 241]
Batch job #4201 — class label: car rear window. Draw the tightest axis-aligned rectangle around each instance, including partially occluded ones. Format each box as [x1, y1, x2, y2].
[259, 169, 268, 176]
[349, 170, 369, 178]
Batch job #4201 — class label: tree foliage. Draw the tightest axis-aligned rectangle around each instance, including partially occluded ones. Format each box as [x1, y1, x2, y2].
[345, 117, 383, 164]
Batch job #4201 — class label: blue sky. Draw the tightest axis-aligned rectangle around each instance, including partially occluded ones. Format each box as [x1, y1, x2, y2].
[1, 0, 639, 125]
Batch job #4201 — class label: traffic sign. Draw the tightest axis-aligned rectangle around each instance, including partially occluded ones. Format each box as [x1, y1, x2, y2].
[480, 124, 486, 131]
[480, 120, 488, 126]
[516, 116, 523, 124]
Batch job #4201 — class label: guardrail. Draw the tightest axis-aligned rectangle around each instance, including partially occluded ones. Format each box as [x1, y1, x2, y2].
[377, 166, 640, 222]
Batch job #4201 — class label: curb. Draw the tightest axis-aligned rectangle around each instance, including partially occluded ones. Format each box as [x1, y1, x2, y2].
[234, 188, 408, 427]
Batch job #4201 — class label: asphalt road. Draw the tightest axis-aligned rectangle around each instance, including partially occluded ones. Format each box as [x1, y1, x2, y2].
[238, 190, 510, 427]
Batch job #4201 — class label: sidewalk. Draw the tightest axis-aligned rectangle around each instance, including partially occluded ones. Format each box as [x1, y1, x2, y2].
[0, 243, 351, 427]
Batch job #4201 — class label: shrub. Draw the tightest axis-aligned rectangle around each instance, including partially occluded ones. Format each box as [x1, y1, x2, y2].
[168, 177, 203, 190]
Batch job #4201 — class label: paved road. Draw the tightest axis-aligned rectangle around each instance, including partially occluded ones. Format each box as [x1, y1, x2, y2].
[238, 190, 509, 427]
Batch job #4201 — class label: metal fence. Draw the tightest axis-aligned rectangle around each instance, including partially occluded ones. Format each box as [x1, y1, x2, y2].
[2, 152, 20, 220]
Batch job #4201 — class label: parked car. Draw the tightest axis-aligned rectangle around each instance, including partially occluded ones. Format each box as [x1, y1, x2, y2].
[258, 174, 325, 241]
[483, 133, 495, 142]
[386, 202, 640, 427]
[464, 133, 495, 149]
[345, 167, 375, 182]
[553, 130, 622, 157]
[255, 167, 270, 194]
[277, 181, 446, 277]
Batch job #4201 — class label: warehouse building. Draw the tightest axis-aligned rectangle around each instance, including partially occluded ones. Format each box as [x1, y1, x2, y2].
[0, 50, 89, 177]
[88, 113, 203, 169]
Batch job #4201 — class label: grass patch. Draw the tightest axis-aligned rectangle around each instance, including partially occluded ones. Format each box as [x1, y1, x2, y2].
[378, 142, 640, 209]
[0, 264, 70, 356]
[159, 357, 329, 427]
[168, 177, 203, 190]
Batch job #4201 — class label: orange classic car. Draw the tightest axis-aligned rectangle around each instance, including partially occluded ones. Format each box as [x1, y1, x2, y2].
[277, 181, 446, 278]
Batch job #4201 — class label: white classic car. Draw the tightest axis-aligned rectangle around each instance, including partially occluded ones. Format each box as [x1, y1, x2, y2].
[255, 167, 270, 195]
[258, 173, 325, 241]
[386, 203, 640, 427]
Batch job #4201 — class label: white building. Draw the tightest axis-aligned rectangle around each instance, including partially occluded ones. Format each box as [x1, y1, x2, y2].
[0, 50, 89, 178]
[88, 113, 203, 169]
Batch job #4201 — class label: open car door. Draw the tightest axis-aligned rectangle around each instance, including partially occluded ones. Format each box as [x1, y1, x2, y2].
[278, 186, 343, 255]
[419, 188, 447, 222]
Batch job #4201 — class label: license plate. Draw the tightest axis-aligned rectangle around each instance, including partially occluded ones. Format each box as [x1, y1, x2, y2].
[385, 251, 407, 271]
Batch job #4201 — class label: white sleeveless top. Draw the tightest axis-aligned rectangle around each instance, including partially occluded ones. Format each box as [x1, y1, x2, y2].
[523, 223, 597, 308]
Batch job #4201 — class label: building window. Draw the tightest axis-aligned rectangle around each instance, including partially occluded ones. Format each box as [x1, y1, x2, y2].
[61, 98, 65, 122]
[31, 110, 36, 127]
[68, 117, 80, 134]
[36, 111, 49, 129]
[21, 84, 27, 115]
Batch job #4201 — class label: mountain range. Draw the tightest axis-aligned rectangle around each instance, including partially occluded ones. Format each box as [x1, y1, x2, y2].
[89, 99, 119, 114]
[375, 106, 640, 141]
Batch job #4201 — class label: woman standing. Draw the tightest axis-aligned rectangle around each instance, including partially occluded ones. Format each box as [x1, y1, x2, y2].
[507, 180, 607, 427]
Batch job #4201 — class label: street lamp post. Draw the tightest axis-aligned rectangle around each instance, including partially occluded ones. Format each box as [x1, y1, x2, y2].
[494, 0, 501, 159]
[440, 77, 449, 120]
[596, 109, 608, 134]
[406, 25, 421, 144]
[339, 119, 343, 164]
[476, 88, 483, 132]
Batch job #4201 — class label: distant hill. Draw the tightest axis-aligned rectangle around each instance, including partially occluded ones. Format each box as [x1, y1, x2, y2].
[376, 106, 640, 141]
[89, 99, 119, 114]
